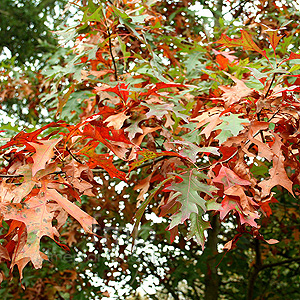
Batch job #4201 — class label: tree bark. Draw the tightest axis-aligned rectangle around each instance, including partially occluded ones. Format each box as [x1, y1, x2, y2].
[204, 215, 220, 300]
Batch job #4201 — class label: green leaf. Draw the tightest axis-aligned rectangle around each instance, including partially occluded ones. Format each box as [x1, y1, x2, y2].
[187, 212, 211, 250]
[269, 122, 275, 130]
[132, 177, 174, 239]
[214, 113, 249, 144]
[167, 169, 218, 226]
[61, 90, 94, 122]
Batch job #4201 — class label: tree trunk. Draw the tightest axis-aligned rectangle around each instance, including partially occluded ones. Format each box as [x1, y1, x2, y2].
[247, 239, 262, 300]
[204, 215, 220, 300]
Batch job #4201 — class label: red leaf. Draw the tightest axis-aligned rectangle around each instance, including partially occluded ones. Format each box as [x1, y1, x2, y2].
[140, 82, 186, 98]
[82, 123, 131, 159]
[264, 27, 284, 53]
[79, 143, 127, 181]
[217, 30, 269, 61]
[213, 166, 250, 190]
[219, 196, 259, 227]
[281, 52, 300, 64]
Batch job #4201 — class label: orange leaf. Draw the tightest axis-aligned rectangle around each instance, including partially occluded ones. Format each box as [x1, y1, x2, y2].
[28, 138, 62, 177]
[258, 153, 294, 198]
[1, 196, 58, 275]
[46, 188, 97, 234]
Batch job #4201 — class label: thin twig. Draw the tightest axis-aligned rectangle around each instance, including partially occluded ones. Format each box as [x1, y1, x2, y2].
[107, 28, 118, 81]
[265, 73, 276, 99]
[0, 171, 65, 179]
[0, 174, 23, 178]
[93, 155, 170, 175]
[256, 112, 266, 143]
[66, 146, 84, 164]
[268, 108, 280, 122]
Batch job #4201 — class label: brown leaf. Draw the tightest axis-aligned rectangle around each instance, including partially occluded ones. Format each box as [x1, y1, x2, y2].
[0, 245, 10, 261]
[258, 153, 294, 197]
[1, 196, 57, 271]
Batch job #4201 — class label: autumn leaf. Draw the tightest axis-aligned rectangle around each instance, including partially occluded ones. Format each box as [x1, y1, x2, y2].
[0, 196, 58, 274]
[46, 188, 97, 235]
[258, 153, 294, 198]
[263, 26, 284, 53]
[97, 83, 130, 103]
[213, 166, 251, 190]
[219, 195, 259, 227]
[219, 72, 255, 107]
[79, 142, 127, 181]
[28, 137, 62, 177]
[140, 82, 186, 98]
[104, 111, 130, 130]
[217, 30, 269, 61]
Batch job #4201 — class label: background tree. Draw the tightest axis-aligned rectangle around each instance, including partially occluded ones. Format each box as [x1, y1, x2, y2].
[0, 1, 300, 300]
[0, 0, 68, 65]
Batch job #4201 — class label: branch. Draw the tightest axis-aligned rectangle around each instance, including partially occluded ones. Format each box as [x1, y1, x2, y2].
[0, 9, 10, 16]
[261, 256, 300, 270]
[36, 0, 56, 11]
[146, 260, 180, 300]
[92, 155, 169, 175]
[256, 111, 265, 143]
[135, 155, 166, 169]
[247, 239, 262, 300]
[254, 239, 262, 268]
[247, 246, 300, 300]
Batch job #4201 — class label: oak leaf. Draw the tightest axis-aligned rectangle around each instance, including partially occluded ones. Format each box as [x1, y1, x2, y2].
[0, 196, 58, 275]
[165, 170, 218, 225]
[258, 153, 294, 197]
[28, 138, 62, 177]
[217, 30, 268, 61]
[219, 73, 254, 107]
[213, 166, 250, 190]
